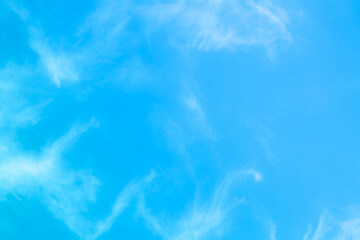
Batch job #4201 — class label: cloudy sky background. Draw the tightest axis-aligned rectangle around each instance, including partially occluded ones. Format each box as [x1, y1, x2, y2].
[1, 0, 360, 239]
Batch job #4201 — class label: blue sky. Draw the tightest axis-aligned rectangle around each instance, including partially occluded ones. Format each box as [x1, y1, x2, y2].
[1, 0, 360, 239]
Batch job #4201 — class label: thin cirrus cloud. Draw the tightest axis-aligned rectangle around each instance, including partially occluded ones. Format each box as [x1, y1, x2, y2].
[144, 0, 291, 51]
[8, 0, 292, 87]
[0, 61, 156, 238]
[0, 119, 100, 236]
[137, 169, 263, 240]
[0, 63, 48, 130]
[0, 116, 156, 239]
[7, 2, 80, 87]
[7, 0, 125, 87]
[10, 0, 151, 88]
[0, 52, 148, 240]
[183, 91, 217, 142]
[90, 171, 156, 240]
[29, 33, 79, 87]
[1, 1, 294, 239]
[268, 220, 277, 240]
[304, 209, 360, 240]
[0, 60, 153, 239]
[76, 0, 130, 51]
[23, 3, 142, 88]
[154, 89, 216, 162]
[80, 0, 292, 53]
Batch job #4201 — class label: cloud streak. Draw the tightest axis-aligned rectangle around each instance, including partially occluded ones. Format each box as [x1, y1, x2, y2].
[145, 0, 291, 51]
[0, 63, 48, 132]
[90, 171, 156, 240]
[0, 117, 157, 239]
[29, 33, 79, 87]
[138, 169, 262, 240]
[7, 2, 80, 87]
[8, 0, 292, 88]
[0, 120, 99, 234]
[183, 91, 217, 142]
[304, 209, 360, 240]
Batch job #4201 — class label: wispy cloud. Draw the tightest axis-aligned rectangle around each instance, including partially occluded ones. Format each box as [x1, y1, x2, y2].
[183, 90, 217, 141]
[248, 120, 276, 162]
[8, 0, 293, 88]
[145, 0, 291, 52]
[7, 0, 128, 87]
[154, 86, 217, 161]
[6, 0, 293, 91]
[0, 58, 155, 239]
[7, 2, 80, 87]
[303, 212, 332, 240]
[29, 32, 79, 87]
[268, 220, 277, 240]
[0, 62, 52, 195]
[90, 171, 156, 240]
[0, 120, 99, 234]
[0, 63, 48, 130]
[304, 209, 360, 240]
[0, 117, 157, 239]
[77, 0, 130, 51]
[6, 0, 30, 21]
[138, 169, 262, 240]
[152, 87, 217, 172]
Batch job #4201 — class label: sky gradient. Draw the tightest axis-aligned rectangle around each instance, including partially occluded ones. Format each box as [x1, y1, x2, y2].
[1, 0, 360, 239]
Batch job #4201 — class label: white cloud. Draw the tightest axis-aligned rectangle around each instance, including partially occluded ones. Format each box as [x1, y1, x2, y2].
[0, 117, 158, 239]
[304, 209, 360, 240]
[0, 120, 99, 233]
[245, 169, 263, 182]
[0, 63, 51, 194]
[183, 91, 217, 141]
[77, 0, 292, 54]
[0, 62, 109, 239]
[6, 2, 80, 87]
[336, 218, 360, 239]
[250, 0, 291, 40]
[7, 0, 292, 89]
[6, 0, 30, 21]
[249, 121, 276, 162]
[303, 212, 332, 240]
[90, 171, 156, 240]
[145, 0, 291, 51]
[268, 220, 277, 240]
[29, 29, 79, 87]
[0, 64, 48, 130]
[0, 7, 154, 236]
[11, 0, 143, 87]
[138, 169, 262, 240]
[77, 0, 130, 48]
[154, 88, 216, 160]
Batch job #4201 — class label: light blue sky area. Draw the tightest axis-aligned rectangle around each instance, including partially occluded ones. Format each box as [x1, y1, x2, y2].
[1, 0, 360, 239]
